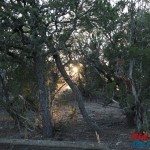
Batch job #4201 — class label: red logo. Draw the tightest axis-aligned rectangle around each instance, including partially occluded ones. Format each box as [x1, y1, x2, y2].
[131, 132, 150, 141]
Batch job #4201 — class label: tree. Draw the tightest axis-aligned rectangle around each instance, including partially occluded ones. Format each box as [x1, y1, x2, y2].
[102, 0, 150, 130]
[0, 0, 53, 137]
[0, 0, 105, 136]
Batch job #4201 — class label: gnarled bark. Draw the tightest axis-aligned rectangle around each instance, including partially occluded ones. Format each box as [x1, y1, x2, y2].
[53, 53, 100, 133]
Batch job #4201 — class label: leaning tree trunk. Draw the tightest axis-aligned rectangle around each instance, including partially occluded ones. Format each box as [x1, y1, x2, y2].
[53, 53, 100, 132]
[34, 55, 53, 138]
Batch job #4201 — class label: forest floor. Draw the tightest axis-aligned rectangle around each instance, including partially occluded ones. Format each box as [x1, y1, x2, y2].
[0, 102, 137, 150]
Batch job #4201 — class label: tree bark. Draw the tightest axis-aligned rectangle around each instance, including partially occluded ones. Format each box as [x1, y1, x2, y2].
[0, 69, 9, 103]
[129, 59, 143, 131]
[34, 55, 53, 138]
[53, 53, 100, 133]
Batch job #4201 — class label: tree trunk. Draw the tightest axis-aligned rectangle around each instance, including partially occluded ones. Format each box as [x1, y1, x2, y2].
[34, 55, 53, 138]
[129, 60, 143, 131]
[0, 69, 9, 103]
[53, 53, 100, 133]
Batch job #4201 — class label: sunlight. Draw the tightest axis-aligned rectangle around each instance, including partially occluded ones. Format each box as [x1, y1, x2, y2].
[66, 85, 71, 90]
[72, 66, 79, 74]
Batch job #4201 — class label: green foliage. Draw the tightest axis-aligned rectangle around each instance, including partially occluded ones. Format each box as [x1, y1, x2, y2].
[79, 65, 106, 98]
[105, 82, 116, 98]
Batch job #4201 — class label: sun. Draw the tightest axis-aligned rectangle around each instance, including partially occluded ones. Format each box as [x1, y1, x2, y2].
[72, 66, 79, 74]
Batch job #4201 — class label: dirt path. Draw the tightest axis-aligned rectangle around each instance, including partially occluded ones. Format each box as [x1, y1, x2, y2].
[0, 102, 135, 150]
[53, 102, 133, 150]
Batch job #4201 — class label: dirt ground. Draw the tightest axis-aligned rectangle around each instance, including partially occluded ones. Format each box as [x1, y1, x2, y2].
[0, 102, 139, 150]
